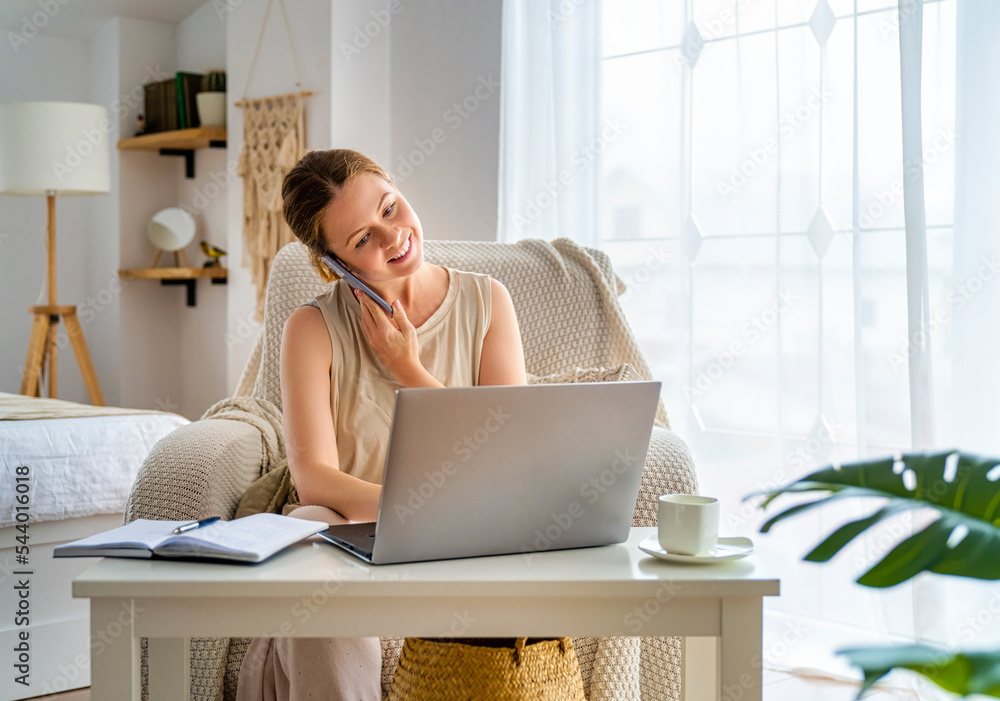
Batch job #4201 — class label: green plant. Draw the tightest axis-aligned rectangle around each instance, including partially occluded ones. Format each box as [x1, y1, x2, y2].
[202, 69, 226, 93]
[751, 449, 1000, 698]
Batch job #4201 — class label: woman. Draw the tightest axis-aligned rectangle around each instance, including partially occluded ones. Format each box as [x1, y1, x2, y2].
[236, 149, 527, 700]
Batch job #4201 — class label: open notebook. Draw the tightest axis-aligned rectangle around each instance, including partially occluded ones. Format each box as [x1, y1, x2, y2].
[53, 513, 328, 563]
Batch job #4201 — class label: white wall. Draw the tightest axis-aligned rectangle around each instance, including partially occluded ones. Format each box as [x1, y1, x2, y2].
[88, 19, 123, 407]
[222, 0, 337, 393]
[175, 6, 228, 418]
[329, 1, 392, 163]
[1, 0, 503, 414]
[113, 17, 186, 415]
[111, 12, 227, 421]
[0, 32, 100, 403]
[389, 0, 503, 242]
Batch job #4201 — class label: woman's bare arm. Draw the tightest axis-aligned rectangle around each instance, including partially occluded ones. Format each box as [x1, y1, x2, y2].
[478, 278, 527, 386]
[280, 306, 381, 521]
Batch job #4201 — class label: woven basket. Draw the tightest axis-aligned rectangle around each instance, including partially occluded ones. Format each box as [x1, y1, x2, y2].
[387, 637, 586, 701]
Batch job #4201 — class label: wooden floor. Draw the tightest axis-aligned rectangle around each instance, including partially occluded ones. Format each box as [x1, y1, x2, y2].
[27, 670, 922, 700]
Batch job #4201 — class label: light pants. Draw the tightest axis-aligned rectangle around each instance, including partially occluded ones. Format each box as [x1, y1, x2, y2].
[235, 505, 382, 701]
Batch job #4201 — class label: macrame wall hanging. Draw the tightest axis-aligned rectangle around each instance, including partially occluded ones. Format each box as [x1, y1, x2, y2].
[235, 0, 313, 321]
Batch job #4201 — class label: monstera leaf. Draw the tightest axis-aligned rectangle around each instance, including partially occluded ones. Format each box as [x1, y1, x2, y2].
[839, 644, 1000, 699]
[750, 450, 1000, 699]
[753, 449, 1000, 588]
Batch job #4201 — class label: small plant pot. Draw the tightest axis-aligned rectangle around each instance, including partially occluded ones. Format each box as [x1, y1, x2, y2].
[196, 92, 226, 127]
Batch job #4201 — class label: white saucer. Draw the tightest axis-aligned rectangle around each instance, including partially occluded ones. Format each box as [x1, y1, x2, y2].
[639, 535, 754, 564]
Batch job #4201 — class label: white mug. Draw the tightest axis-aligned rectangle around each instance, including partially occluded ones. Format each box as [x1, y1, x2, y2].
[657, 495, 719, 556]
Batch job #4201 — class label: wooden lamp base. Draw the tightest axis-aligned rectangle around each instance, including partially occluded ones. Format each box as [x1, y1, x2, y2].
[20, 304, 105, 406]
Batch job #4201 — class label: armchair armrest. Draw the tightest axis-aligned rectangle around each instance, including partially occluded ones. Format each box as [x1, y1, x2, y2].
[633, 426, 699, 528]
[124, 419, 267, 523]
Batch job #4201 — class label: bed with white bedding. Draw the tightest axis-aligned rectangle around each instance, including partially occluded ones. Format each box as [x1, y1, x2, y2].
[0, 391, 188, 699]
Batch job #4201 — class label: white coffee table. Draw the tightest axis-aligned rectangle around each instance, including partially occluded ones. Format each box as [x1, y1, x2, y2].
[73, 527, 779, 700]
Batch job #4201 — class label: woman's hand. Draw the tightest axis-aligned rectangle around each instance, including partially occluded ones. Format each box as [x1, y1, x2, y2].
[355, 290, 442, 387]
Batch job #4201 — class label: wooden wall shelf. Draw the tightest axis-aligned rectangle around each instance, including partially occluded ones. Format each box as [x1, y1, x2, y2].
[118, 267, 227, 280]
[117, 127, 227, 178]
[118, 267, 228, 307]
[117, 127, 227, 151]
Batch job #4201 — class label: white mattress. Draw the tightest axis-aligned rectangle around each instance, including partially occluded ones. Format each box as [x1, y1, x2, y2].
[0, 412, 189, 527]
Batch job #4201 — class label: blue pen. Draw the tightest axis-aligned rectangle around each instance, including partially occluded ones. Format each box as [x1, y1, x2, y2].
[172, 516, 221, 534]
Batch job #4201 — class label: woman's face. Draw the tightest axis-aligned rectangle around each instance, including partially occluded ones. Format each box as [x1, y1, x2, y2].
[320, 172, 423, 283]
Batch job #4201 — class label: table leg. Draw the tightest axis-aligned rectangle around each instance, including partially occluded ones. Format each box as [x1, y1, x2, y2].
[90, 598, 139, 700]
[149, 637, 191, 701]
[681, 637, 719, 700]
[720, 596, 764, 701]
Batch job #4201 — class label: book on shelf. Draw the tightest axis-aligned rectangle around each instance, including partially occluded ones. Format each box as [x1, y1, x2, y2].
[143, 80, 166, 133]
[164, 78, 177, 131]
[142, 72, 204, 134]
[176, 71, 204, 129]
[53, 513, 328, 564]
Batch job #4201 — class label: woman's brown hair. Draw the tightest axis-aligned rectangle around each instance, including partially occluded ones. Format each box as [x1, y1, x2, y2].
[281, 149, 394, 283]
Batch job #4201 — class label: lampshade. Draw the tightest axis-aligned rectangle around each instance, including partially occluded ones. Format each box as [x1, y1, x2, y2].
[0, 101, 111, 196]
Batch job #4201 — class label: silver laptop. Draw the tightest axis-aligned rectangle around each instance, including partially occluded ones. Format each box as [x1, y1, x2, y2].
[318, 381, 661, 565]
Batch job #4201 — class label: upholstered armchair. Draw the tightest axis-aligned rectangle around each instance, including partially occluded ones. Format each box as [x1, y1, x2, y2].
[125, 238, 699, 700]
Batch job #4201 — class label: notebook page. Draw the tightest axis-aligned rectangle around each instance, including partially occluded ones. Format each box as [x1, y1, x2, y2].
[158, 514, 328, 559]
[60, 519, 189, 550]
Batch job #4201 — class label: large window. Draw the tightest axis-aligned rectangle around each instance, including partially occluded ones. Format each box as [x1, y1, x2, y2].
[598, 0, 961, 684]
[498, 0, 1000, 692]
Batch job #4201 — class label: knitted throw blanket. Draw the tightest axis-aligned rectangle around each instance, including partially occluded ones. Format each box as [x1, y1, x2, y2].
[238, 238, 669, 428]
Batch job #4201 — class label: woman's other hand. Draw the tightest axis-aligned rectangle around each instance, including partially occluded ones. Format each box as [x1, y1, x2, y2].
[355, 290, 442, 387]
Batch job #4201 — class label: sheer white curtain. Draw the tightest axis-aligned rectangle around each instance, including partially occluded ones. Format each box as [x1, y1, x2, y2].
[499, 0, 1000, 691]
[497, 0, 601, 247]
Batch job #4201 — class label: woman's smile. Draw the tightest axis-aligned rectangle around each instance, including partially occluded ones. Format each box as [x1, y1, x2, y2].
[388, 234, 412, 264]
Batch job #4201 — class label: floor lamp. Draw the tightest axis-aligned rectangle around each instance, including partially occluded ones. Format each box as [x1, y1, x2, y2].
[0, 101, 110, 406]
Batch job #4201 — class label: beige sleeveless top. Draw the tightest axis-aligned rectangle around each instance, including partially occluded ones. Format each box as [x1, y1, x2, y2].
[305, 267, 492, 486]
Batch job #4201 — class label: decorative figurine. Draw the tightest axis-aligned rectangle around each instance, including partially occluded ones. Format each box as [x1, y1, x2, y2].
[135, 114, 146, 137]
[201, 241, 227, 268]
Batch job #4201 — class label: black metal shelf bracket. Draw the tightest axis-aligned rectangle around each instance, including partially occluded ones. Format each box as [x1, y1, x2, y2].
[159, 277, 226, 307]
[159, 140, 227, 179]
[161, 279, 197, 306]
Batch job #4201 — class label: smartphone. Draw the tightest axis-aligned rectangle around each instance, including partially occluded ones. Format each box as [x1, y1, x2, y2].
[321, 253, 394, 317]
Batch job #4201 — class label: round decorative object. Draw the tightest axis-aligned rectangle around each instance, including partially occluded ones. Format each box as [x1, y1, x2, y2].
[148, 208, 196, 252]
